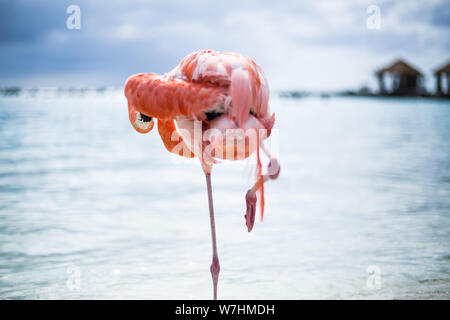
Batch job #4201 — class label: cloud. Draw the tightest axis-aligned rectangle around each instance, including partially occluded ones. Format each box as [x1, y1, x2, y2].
[0, 0, 449, 91]
[0, 0, 66, 43]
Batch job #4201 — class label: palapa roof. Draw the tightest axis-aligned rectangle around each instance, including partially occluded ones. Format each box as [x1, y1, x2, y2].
[434, 61, 450, 74]
[376, 59, 423, 77]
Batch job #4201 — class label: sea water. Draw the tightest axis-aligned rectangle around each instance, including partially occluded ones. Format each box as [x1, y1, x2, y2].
[0, 92, 449, 299]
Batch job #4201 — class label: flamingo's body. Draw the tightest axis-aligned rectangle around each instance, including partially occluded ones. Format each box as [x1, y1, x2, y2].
[124, 50, 279, 299]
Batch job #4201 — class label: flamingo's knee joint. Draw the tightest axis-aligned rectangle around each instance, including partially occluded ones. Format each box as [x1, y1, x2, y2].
[210, 256, 220, 279]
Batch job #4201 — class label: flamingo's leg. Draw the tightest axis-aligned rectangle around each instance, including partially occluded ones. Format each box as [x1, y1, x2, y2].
[203, 165, 220, 300]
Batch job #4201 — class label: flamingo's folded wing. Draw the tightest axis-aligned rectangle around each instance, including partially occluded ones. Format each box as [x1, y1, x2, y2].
[176, 50, 270, 120]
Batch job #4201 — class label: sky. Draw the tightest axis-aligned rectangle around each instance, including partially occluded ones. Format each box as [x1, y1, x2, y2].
[0, 0, 449, 91]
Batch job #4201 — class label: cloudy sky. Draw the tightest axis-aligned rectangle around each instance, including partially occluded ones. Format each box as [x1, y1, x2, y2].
[1, 0, 449, 91]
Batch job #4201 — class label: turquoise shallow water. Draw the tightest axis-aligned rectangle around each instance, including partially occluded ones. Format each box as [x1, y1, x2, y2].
[0, 92, 449, 299]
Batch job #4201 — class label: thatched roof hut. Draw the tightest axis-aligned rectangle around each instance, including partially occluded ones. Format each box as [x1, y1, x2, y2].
[375, 59, 424, 95]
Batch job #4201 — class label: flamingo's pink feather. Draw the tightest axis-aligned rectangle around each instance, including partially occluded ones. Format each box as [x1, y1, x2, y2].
[125, 50, 270, 126]
[230, 69, 252, 127]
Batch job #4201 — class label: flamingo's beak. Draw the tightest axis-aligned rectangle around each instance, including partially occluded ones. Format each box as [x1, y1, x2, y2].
[132, 112, 154, 134]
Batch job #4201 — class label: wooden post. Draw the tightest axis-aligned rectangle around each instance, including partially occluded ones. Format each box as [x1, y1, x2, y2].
[447, 73, 450, 95]
[377, 73, 385, 94]
[436, 72, 442, 95]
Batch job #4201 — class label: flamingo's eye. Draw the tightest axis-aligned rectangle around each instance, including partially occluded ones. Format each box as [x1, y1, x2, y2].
[249, 110, 256, 116]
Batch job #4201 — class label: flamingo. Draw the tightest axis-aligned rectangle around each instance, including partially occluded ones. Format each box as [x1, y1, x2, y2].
[124, 50, 280, 299]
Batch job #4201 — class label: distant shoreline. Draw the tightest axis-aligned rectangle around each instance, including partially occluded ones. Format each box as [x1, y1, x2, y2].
[279, 90, 450, 100]
[1, 86, 449, 100]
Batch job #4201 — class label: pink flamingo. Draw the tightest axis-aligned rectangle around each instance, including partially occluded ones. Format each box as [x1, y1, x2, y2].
[124, 50, 280, 299]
